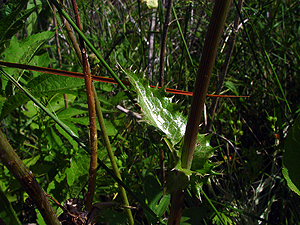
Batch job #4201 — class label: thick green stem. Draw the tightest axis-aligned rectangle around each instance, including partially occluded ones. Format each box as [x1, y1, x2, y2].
[0, 130, 60, 225]
[92, 84, 134, 225]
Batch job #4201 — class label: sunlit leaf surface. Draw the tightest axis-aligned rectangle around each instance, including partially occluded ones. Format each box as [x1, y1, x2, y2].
[127, 72, 186, 145]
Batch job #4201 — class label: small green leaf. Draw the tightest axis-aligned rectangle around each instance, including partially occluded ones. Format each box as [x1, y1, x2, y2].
[283, 114, 300, 195]
[65, 155, 89, 186]
[282, 167, 300, 195]
[191, 134, 216, 172]
[166, 168, 192, 194]
[22, 155, 40, 168]
[224, 80, 239, 96]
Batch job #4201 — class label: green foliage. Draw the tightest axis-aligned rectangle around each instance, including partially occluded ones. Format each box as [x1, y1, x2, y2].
[191, 134, 216, 172]
[144, 174, 170, 223]
[0, 185, 21, 225]
[0, 0, 34, 53]
[0, 0, 300, 224]
[283, 114, 300, 195]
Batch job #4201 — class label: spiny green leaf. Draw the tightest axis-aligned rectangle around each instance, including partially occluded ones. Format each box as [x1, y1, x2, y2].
[126, 71, 186, 146]
[283, 114, 300, 195]
[165, 168, 192, 194]
[191, 134, 217, 172]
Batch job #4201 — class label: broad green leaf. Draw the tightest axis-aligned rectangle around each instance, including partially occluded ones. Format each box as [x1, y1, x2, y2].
[2, 31, 54, 85]
[71, 117, 117, 136]
[58, 106, 87, 119]
[283, 114, 300, 195]
[0, 74, 84, 120]
[127, 72, 186, 146]
[47, 93, 76, 113]
[65, 155, 89, 186]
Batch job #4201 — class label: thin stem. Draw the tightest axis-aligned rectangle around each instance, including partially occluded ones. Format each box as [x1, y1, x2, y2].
[92, 84, 134, 225]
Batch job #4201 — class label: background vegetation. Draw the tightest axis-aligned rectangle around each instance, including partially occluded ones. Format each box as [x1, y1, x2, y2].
[0, 0, 300, 224]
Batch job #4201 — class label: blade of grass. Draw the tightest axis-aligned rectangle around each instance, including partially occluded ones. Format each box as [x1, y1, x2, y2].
[233, 0, 292, 122]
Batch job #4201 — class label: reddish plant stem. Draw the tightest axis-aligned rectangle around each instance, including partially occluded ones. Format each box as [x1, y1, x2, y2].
[168, 1, 232, 224]
[0, 61, 249, 98]
[71, 0, 97, 212]
[181, 0, 233, 169]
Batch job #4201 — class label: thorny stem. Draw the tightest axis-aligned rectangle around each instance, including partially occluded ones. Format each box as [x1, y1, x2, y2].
[71, 0, 97, 212]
